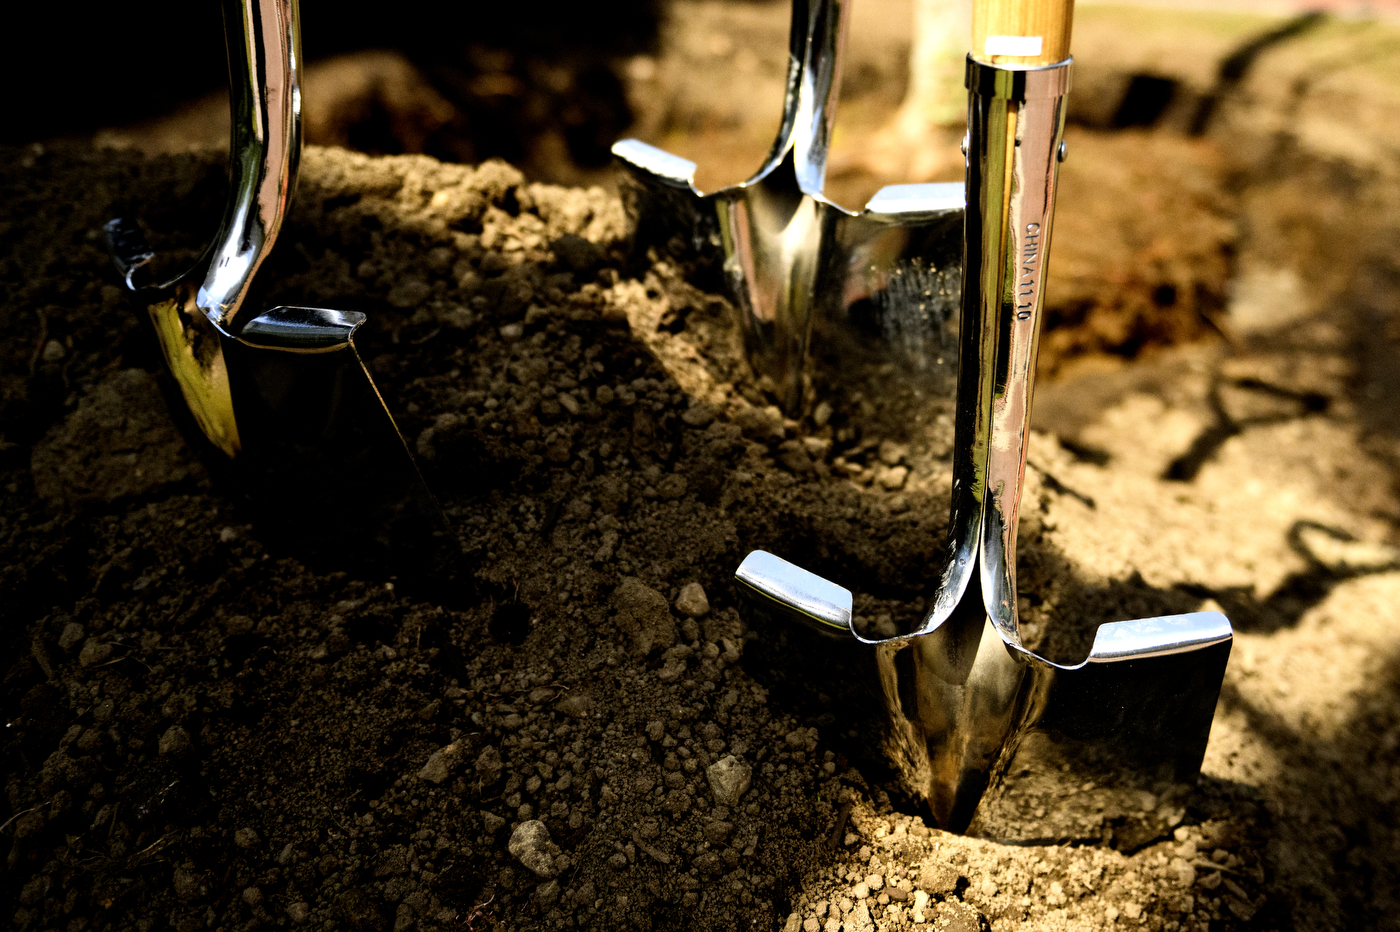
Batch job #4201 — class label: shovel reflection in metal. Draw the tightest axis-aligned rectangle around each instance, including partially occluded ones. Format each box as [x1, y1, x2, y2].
[734, 1, 1232, 840]
[105, 0, 457, 582]
[613, 0, 965, 416]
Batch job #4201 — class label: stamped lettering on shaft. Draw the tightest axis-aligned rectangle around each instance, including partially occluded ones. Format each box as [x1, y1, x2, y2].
[1015, 222, 1041, 321]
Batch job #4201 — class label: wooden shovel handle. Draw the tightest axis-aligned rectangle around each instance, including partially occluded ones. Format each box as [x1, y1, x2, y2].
[972, 0, 1075, 66]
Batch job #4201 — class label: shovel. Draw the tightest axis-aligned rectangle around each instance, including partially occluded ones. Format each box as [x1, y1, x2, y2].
[735, 0, 1233, 839]
[613, 0, 966, 416]
[104, 0, 459, 586]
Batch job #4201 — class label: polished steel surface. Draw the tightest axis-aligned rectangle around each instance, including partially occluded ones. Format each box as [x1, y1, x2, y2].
[732, 55, 1233, 836]
[103, 0, 303, 459]
[612, 0, 965, 414]
[735, 551, 852, 636]
[103, 0, 456, 581]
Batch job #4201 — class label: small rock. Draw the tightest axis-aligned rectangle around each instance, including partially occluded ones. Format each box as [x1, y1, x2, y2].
[224, 615, 255, 636]
[1226, 895, 1258, 921]
[703, 821, 733, 844]
[614, 577, 677, 656]
[12, 810, 44, 840]
[552, 234, 605, 275]
[234, 827, 261, 849]
[1123, 902, 1142, 920]
[803, 918, 820, 932]
[657, 474, 688, 499]
[877, 464, 909, 491]
[912, 890, 930, 923]
[78, 639, 112, 667]
[801, 435, 831, 460]
[694, 851, 724, 875]
[158, 725, 192, 758]
[555, 693, 596, 718]
[877, 440, 909, 466]
[388, 278, 432, 309]
[418, 742, 463, 784]
[58, 622, 85, 651]
[734, 404, 785, 443]
[536, 880, 561, 906]
[776, 439, 813, 474]
[336, 889, 390, 932]
[706, 755, 752, 805]
[476, 746, 504, 787]
[172, 867, 203, 902]
[243, 887, 264, 908]
[852, 882, 869, 899]
[482, 812, 506, 833]
[918, 863, 958, 895]
[508, 820, 561, 878]
[287, 902, 311, 923]
[681, 403, 719, 427]
[865, 874, 884, 892]
[426, 245, 454, 275]
[1170, 857, 1197, 887]
[812, 401, 833, 427]
[676, 582, 710, 618]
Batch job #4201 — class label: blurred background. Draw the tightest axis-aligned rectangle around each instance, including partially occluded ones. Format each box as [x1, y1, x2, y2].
[9, 0, 1400, 378]
[9, 0, 1398, 194]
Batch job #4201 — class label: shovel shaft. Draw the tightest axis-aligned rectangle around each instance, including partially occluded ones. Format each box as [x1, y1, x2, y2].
[957, 53, 1072, 641]
[203, 0, 302, 335]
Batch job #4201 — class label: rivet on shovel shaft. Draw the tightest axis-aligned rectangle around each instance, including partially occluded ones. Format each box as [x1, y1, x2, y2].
[613, 0, 965, 416]
[734, 0, 1233, 839]
[104, 0, 457, 582]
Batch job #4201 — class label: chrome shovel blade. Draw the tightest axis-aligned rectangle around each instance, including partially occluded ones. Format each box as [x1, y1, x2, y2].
[613, 0, 965, 415]
[103, 0, 461, 589]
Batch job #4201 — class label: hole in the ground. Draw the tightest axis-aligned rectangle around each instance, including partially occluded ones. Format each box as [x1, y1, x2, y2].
[1113, 74, 1178, 128]
[489, 600, 531, 644]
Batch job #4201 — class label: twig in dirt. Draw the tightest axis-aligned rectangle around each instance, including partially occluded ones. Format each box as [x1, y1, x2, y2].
[631, 831, 672, 864]
[125, 831, 177, 868]
[1026, 460, 1096, 510]
[27, 308, 48, 375]
[93, 654, 155, 675]
[1, 799, 53, 834]
[464, 893, 495, 931]
[826, 800, 855, 852]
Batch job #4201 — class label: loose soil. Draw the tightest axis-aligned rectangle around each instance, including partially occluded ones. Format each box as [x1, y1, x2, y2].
[6, 7, 1400, 932]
